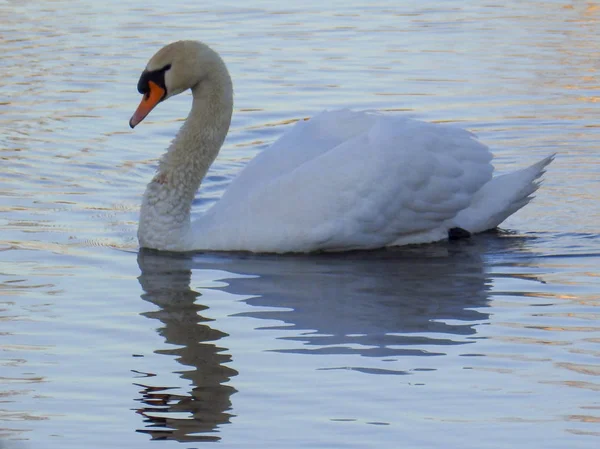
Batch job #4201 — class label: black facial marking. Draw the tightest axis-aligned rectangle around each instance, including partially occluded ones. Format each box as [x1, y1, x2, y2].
[136, 64, 171, 99]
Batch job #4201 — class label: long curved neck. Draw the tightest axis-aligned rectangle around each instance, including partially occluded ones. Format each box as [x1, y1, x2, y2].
[138, 70, 233, 251]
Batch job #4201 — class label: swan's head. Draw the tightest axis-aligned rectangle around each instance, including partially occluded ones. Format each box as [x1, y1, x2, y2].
[129, 40, 227, 128]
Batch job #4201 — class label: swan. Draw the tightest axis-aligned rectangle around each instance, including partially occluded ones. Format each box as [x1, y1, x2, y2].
[129, 40, 553, 253]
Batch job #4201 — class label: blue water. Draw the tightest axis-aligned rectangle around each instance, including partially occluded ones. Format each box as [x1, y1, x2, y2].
[1, 1, 599, 448]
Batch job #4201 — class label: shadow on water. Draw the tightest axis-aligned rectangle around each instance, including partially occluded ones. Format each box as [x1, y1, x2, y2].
[134, 233, 540, 441]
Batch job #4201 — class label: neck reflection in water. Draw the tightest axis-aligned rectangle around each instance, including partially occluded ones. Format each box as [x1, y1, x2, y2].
[135, 235, 534, 440]
[136, 251, 238, 442]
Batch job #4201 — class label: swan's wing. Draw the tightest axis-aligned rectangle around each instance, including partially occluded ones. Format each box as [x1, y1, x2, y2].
[216, 110, 379, 206]
[202, 111, 493, 252]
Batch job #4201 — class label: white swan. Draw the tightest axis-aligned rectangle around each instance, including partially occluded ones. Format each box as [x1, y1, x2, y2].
[129, 40, 553, 253]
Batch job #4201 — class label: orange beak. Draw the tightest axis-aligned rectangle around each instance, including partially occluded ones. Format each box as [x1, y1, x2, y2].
[129, 80, 166, 128]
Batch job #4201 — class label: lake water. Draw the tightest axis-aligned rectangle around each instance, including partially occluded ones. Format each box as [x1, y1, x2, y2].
[1, 0, 599, 448]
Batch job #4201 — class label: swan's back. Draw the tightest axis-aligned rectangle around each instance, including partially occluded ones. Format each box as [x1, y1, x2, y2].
[194, 110, 496, 252]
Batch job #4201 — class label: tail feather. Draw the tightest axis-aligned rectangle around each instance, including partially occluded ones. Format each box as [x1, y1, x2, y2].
[454, 154, 555, 233]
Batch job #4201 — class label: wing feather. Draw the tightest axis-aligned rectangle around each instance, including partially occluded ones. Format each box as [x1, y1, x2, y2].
[201, 110, 494, 252]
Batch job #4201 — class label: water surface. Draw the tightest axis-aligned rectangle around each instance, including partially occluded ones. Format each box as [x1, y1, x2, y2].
[1, 1, 599, 448]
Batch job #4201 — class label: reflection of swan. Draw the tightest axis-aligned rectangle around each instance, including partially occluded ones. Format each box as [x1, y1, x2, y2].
[137, 236, 530, 385]
[136, 251, 237, 442]
[129, 40, 553, 253]
[198, 241, 496, 371]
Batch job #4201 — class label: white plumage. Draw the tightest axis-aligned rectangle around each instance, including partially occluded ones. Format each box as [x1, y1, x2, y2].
[130, 41, 553, 253]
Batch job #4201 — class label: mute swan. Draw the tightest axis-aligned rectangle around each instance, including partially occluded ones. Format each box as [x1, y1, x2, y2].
[129, 40, 553, 253]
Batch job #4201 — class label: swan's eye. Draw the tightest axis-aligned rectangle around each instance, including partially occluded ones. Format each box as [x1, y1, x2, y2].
[137, 66, 169, 100]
